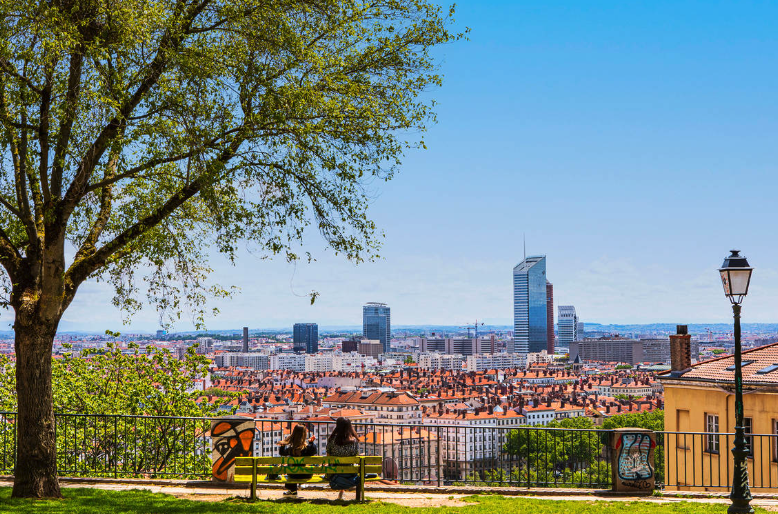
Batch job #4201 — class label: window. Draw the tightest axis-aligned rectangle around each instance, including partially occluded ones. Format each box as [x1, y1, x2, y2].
[744, 418, 753, 458]
[706, 414, 720, 453]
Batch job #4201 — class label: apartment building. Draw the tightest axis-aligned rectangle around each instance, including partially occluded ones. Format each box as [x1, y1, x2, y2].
[323, 390, 422, 424]
[418, 353, 464, 371]
[465, 353, 526, 372]
[424, 408, 526, 481]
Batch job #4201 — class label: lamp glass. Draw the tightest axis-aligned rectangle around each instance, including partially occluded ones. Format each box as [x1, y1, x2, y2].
[728, 268, 752, 297]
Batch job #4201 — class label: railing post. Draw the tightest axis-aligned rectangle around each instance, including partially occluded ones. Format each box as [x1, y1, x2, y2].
[437, 426, 441, 487]
[114, 415, 118, 479]
[610, 427, 656, 494]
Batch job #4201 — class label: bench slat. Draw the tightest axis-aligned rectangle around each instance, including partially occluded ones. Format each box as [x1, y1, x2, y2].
[235, 475, 385, 484]
[237, 464, 383, 475]
[236, 456, 369, 465]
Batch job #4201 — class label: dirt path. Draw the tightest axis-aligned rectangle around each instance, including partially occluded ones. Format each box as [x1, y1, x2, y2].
[3, 479, 778, 509]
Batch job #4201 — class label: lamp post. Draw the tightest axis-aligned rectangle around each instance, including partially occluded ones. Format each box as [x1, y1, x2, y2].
[719, 250, 754, 514]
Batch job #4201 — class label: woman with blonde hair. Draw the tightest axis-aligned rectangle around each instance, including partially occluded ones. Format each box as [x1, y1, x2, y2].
[277, 424, 317, 496]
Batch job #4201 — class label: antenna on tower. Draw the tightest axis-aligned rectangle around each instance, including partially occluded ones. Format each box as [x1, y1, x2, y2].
[523, 233, 526, 260]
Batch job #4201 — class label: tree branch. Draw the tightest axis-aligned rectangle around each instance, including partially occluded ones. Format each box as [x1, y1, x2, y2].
[0, 83, 37, 241]
[0, 57, 42, 95]
[58, 0, 213, 231]
[65, 137, 241, 304]
[49, 51, 84, 199]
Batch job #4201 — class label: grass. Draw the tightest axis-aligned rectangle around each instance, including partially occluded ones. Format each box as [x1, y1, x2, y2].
[0, 488, 770, 514]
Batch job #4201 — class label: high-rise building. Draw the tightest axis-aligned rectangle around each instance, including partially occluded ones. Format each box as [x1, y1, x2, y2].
[512, 255, 549, 354]
[546, 282, 554, 354]
[363, 302, 391, 353]
[557, 305, 578, 347]
[341, 339, 360, 353]
[242, 327, 249, 353]
[293, 323, 318, 353]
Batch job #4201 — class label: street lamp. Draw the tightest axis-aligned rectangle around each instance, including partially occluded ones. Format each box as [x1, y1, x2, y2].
[719, 250, 754, 514]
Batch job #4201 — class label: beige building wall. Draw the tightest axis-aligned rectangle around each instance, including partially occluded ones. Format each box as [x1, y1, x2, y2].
[663, 381, 778, 491]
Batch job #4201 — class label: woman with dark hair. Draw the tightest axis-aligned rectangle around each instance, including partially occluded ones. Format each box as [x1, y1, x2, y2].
[326, 417, 360, 500]
[277, 424, 317, 496]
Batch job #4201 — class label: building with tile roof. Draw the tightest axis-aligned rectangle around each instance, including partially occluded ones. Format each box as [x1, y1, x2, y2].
[659, 342, 778, 491]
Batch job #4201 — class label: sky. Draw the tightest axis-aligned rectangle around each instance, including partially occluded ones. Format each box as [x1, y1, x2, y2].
[9, 1, 778, 332]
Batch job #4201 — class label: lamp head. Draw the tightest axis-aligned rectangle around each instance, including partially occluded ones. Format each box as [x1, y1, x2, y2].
[719, 250, 753, 305]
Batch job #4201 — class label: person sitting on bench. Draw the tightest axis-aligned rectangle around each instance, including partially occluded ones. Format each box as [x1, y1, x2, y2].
[326, 417, 361, 500]
[277, 424, 317, 496]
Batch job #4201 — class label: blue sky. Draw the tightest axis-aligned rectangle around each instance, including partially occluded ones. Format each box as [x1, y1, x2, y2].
[16, 1, 778, 332]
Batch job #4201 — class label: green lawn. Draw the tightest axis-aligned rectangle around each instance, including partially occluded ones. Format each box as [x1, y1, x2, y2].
[0, 488, 766, 513]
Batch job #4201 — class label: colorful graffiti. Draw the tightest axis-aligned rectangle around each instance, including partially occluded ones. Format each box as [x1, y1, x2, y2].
[616, 432, 655, 481]
[211, 419, 255, 481]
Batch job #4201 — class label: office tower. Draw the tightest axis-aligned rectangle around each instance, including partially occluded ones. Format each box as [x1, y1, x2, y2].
[557, 305, 578, 347]
[293, 323, 319, 353]
[576, 321, 584, 340]
[363, 302, 391, 353]
[546, 282, 554, 354]
[512, 255, 548, 354]
[242, 327, 249, 352]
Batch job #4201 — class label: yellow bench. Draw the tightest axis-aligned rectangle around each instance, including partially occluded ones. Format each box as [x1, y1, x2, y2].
[235, 455, 383, 501]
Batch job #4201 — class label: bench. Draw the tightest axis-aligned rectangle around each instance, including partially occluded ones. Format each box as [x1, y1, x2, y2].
[234, 455, 383, 501]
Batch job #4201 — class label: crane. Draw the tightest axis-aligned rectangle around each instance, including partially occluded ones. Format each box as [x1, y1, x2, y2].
[461, 320, 485, 340]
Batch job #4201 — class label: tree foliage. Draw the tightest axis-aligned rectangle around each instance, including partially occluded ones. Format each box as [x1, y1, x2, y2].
[503, 418, 608, 485]
[0, 0, 462, 325]
[0, 344, 238, 477]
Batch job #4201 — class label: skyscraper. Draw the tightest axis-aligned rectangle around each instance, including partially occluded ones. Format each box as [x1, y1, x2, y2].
[546, 282, 554, 354]
[363, 302, 391, 353]
[557, 305, 578, 347]
[512, 255, 548, 354]
[293, 323, 318, 353]
[242, 326, 249, 353]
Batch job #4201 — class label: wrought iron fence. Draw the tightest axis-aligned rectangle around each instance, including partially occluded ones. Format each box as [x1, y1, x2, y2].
[658, 431, 778, 490]
[2, 411, 777, 491]
[254, 419, 616, 488]
[0, 412, 212, 479]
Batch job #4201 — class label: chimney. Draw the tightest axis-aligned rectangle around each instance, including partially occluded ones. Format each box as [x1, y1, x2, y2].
[242, 326, 249, 353]
[669, 325, 691, 373]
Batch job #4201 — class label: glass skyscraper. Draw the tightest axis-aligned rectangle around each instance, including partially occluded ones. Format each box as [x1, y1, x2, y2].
[557, 305, 578, 348]
[293, 323, 318, 353]
[513, 255, 549, 354]
[363, 302, 391, 353]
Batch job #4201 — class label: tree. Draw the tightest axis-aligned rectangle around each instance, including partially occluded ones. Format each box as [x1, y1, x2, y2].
[0, 0, 460, 497]
[0, 344, 237, 479]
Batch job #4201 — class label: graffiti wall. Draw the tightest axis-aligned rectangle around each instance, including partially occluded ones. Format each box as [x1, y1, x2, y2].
[211, 417, 255, 482]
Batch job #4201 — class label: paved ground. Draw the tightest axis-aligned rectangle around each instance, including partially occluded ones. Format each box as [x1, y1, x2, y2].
[3, 478, 778, 509]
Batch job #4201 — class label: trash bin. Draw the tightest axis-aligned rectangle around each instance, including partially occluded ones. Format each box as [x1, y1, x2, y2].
[610, 427, 656, 493]
[211, 416, 255, 482]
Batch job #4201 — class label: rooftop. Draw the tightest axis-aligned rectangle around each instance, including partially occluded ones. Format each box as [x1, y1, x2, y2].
[659, 341, 778, 385]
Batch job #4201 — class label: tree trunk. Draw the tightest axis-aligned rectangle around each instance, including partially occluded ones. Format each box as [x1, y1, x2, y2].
[12, 320, 62, 498]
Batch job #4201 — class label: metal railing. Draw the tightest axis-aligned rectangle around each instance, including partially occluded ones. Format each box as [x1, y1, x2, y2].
[253, 419, 615, 488]
[0, 412, 212, 479]
[658, 431, 778, 490]
[2, 412, 777, 491]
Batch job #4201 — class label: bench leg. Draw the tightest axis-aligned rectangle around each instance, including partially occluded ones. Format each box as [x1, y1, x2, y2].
[251, 460, 257, 501]
[358, 458, 366, 502]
